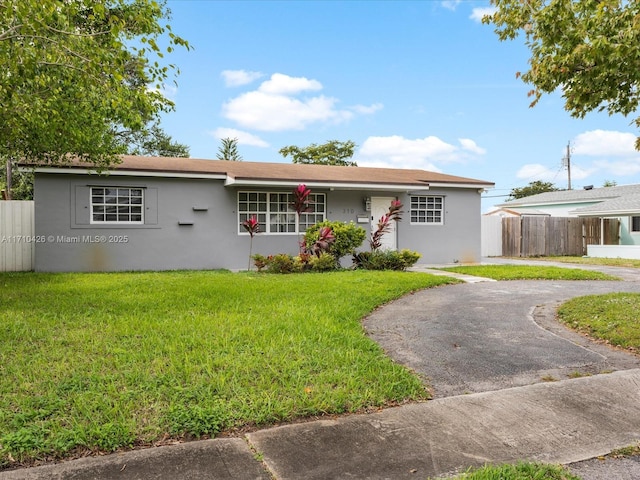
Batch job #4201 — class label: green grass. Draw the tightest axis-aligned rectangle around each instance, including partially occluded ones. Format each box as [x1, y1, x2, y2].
[438, 265, 619, 281]
[0, 270, 457, 467]
[449, 462, 580, 480]
[557, 292, 640, 351]
[518, 256, 640, 268]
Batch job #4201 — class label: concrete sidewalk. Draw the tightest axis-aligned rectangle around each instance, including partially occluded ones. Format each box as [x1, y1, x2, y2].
[2, 369, 640, 479]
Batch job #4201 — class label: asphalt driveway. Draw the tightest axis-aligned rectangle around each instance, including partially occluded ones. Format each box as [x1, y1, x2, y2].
[364, 275, 640, 398]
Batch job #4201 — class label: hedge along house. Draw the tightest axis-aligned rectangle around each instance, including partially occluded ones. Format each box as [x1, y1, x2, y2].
[30, 156, 494, 272]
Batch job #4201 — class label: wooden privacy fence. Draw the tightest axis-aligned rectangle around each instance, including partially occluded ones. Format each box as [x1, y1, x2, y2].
[0, 201, 35, 271]
[502, 216, 620, 257]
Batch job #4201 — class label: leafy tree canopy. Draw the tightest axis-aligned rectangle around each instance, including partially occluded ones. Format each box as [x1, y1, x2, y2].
[216, 137, 243, 161]
[0, 0, 189, 169]
[509, 180, 559, 200]
[123, 122, 190, 158]
[279, 140, 357, 166]
[486, 0, 640, 148]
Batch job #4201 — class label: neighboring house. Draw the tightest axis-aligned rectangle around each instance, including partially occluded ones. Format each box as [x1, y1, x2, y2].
[490, 184, 640, 218]
[491, 184, 640, 249]
[484, 207, 549, 217]
[30, 156, 493, 272]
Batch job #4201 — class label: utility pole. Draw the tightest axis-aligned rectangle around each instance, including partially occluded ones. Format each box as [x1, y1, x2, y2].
[562, 141, 572, 190]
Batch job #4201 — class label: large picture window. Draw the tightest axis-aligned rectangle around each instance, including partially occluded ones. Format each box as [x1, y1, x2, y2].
[91, 187, 144, 224]
[238, 191, 326, 234]
[410, 196, 444, 225]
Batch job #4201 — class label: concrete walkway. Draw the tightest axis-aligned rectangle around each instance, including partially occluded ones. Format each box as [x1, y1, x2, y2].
[2, 260, 640, 479]
[3, 371, 639, 479]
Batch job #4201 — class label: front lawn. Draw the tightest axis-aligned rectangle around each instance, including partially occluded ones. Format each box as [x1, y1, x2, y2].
[439, 265, 619, 281]
[0, 270, 457, 467]
[558, 292, 640, 351]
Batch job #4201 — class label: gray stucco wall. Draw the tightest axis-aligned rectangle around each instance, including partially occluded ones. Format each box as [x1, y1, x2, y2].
[397, 188, 482, 264]
[34, 173, 482, 271]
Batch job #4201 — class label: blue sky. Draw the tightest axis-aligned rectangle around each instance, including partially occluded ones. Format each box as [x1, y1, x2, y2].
[159, 0, 640, 211]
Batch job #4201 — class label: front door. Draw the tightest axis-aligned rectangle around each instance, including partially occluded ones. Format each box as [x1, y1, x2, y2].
[371, 196, 397, 251]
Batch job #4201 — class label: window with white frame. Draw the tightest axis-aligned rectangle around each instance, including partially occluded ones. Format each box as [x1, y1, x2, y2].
[91, 187, 144, 224]
[631, 216, 640, 233]
[410, 196, 444, 225]
[238, 191, 326, 234]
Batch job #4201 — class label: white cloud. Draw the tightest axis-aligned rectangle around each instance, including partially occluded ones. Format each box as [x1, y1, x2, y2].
[223, 91, 351, 131]
[470, 7, 496, 23]
[441, 1, 461, 11]
[572, 129, 638, 157]
[210, 127, 269, 148]
[514, 130, 640, 183]
[351, 103, 384, 115]
[592, 160, 640, 177]
[222, 73, 378, 132]
[221, 70, 264, 87]
[515, 163, 594, 182]
[515, 164, 558, 181]
[356, 135, 486, 170]
[459, 138, 486, 155]
[258, 73, 322, 95]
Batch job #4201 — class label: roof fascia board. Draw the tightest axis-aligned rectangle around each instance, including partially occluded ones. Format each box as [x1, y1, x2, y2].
[428, 182, 493, 189]
[224, 178, 431, 191]
[498, 197, 615, 208]
[576, 209, 640, 217]
[31, 167, 227, 180]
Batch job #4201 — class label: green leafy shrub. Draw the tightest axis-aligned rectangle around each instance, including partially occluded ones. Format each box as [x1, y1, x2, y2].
[252, 254, 268, 272]
[252, 253, 298, 274]
[353, 249, 421, 271]
[305, 221, 366, 263]
[399, 249, 421, 267]
[309, 252, 338, 272]
[252, 252, 336, 273]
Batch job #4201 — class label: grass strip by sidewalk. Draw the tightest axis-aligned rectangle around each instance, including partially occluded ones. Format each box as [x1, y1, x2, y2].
[447, 462, 580, 479]
[0, 270, 457, 467]
[438, 265, 619, 281]
[558, 292, 640, 351]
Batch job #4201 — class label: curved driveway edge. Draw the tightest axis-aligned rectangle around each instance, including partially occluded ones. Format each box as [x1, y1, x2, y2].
[364, 279, 640, 397]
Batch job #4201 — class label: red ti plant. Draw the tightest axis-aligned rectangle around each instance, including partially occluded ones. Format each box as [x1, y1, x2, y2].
[292, 184, 313, 253]
[370, 200, 403, 251]
[307, 226, 336, 257]
[242, 215, 260, 270]
[292, 184, 313, 214]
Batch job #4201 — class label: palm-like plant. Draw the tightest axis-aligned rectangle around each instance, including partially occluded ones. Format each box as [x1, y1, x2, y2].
[242, 216, 260, 270]
[292, 184, 313, 253]
[216, 137, 243, 161]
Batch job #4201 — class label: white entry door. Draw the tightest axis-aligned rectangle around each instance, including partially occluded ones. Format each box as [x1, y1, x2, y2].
[371, 197, 397, 251]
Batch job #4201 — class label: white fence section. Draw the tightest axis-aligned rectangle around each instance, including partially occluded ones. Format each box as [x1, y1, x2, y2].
[481, 216, 502, 257]
[0, 201, 35, 272]
[587, 245, 640, 260]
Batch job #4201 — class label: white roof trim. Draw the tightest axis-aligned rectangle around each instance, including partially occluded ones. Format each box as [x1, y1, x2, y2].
[428, 182, 493, 189]
[31, 167, 227, 180]
[223, 177, 431, 191]
[576, 209, 640, 217]
[499, 197, 615, 208]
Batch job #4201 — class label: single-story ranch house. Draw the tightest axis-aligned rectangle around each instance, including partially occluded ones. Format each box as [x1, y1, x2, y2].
[31, 156, 494, 272]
